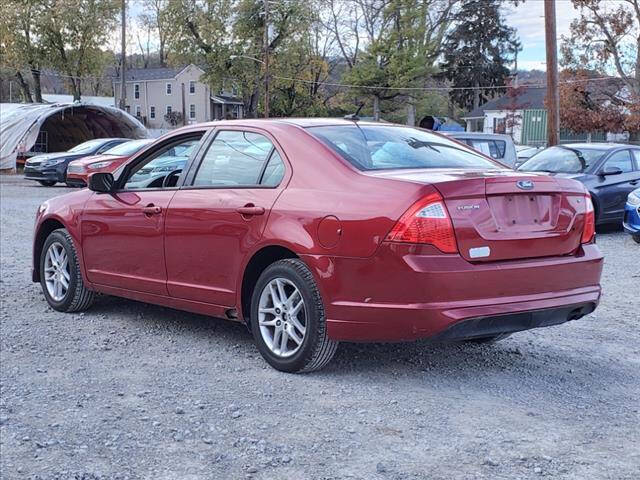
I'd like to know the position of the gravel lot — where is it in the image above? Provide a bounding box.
[1,175,639,480]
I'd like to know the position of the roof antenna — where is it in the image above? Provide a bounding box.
[344,103,365,121]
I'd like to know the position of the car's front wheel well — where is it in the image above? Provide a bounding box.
[241,246,298,323]
[33,219,66,282]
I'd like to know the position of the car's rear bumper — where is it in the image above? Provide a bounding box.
[304,242,603,342]
[622,203,640,235]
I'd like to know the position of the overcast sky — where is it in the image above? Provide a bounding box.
[504,0,583,71]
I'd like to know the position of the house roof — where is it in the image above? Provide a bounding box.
[112,65,204,82]
[212,94,244,105]
[463,86,547,119]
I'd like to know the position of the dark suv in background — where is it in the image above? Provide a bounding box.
[24,138,129,187]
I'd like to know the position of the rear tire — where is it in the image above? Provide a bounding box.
[250,259,338,373]
[40,229,95,312]
[633,235,640,244]
[38,180,56,187]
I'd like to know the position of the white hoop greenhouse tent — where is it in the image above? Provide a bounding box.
[0,102,147,171]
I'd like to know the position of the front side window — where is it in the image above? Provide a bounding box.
[519,146,607,173]
[632,149,640,165]
[193,130,276,187]
[308,125,499,171]
[123,135,202,190]
[604,150,633,173]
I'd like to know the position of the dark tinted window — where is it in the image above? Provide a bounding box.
[519,146,607,173]
[605,150,633,173]
[308,125,498,170]
[194,131,274,186]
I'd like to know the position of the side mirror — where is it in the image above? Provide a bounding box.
[600,166,623,176]
[88,172,115,193]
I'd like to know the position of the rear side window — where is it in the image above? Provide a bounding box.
[308,125,499,170]
[261,151,285,186]
[193,131,275,187]
[605,150,633,173]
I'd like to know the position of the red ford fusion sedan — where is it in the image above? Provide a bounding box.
[32,119,603,372]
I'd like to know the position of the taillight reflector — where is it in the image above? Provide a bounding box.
[386,192,458,253]
[581,194,595,244]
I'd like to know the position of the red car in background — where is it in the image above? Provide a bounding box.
[32,119,603,373]
[65,139,154,187]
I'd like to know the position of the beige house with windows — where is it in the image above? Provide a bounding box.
[113,64,244,129]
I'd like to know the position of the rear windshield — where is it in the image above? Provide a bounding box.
[308,125,500,171]
[518,146,607,173]
[105,139,152,156]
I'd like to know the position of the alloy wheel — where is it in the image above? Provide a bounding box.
[258,277,307,358]
[44,242,70,301]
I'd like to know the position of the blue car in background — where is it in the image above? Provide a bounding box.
[623,188,640,244]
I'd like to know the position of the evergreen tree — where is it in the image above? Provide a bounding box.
[439,0,519,112]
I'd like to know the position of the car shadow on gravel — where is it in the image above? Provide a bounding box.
[85,295,628,404]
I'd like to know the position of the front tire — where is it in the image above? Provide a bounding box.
[40,229,95,312]
[38,180,56,187]
[250,259,338,373]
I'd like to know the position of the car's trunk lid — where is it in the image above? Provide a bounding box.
[367,169,588,262]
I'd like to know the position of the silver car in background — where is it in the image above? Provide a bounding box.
[443,132,518,168]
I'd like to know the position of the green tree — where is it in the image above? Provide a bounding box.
[439,0,519,112]
[0,0,47,102]
[165,0,317,118]
[337,0,457,122]
[39,0,120,101]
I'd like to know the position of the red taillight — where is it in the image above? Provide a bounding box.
[386,192,458,253]
[581,194,595,244]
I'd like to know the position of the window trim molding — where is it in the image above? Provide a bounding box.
[134,83,140,99]
[166,82,172,95]
[149,106,156,119]
[189,80,196,95]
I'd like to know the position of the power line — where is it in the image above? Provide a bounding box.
[20,66,625,93]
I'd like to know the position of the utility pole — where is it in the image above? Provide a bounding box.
[544,0,559,146]
[119,0,127,110]
[263,0,270,118]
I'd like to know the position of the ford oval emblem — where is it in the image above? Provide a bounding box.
[516,180,534,190]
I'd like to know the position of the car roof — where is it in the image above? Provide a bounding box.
[556,143,630,150]
[192,118,412,129]
[442,132,514,141]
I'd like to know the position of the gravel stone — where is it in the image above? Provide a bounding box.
[1,176,638,479]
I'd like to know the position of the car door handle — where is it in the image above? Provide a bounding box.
[142,205,162,216]
[236,205,265,216]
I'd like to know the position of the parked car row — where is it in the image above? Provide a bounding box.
[24,138,151,187]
